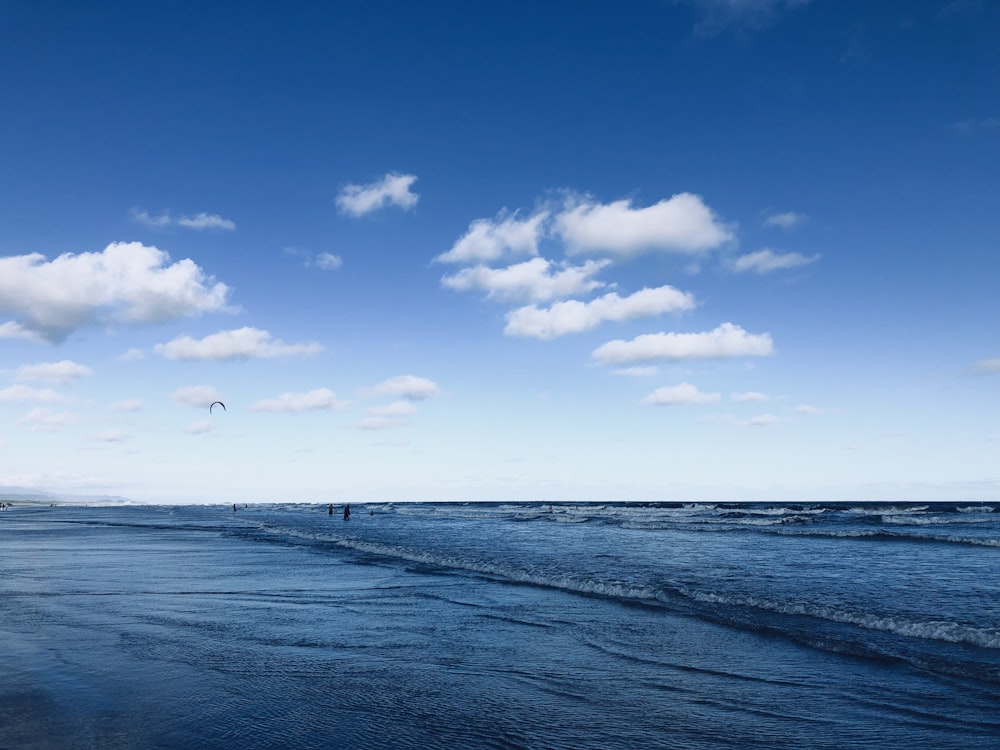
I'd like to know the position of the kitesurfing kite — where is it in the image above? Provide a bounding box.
[209,401,226,414]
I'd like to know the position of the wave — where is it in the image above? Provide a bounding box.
[764,528,1000,547]
[244,518,1000,652]
[675,587,1000,650]
[609,517,1000,548]
[882,513,995,526]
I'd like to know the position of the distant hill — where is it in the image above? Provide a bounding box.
[0,487,134,505]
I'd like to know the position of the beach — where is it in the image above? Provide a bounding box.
[2,502,999,749]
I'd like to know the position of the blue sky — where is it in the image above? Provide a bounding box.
[1,0,998,503]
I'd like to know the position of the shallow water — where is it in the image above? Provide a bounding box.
[2,502,999,748]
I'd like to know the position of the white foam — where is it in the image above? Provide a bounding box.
[678,588,1000,650]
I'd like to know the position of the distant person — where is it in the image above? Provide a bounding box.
[343,504,351,521]
[328,503,333,516]
[233,503,237,513]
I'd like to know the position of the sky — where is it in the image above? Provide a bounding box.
[1,0,998,503]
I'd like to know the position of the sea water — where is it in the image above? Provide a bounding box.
[1,502,998,749]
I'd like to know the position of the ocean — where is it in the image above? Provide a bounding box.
[1,501,998,749]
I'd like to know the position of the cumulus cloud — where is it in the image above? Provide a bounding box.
[336,172,419,217]
[763,211,807,229]
[155,327,323,361]
[436,211,549,264]
[130,208,172,227]
[17,360,93,384]
[286,247,343,271]
[176,213,236,230]
[556,193,733,256]
[0,384,64,403]
[112,399,143,412]
[732,249,819,273]
[172,385,226,409]
[442,258,609,304]
[504,285,696,340]
[118,348,145,361]
[0,242,231,343]
[249,388,349,413]
[643,383,721,405]
[0,321,41,341]
[364,375,439,400]
[131,208,236,231]
[592,322,773,365]
[17,408,74,431]
[315,252,343,271]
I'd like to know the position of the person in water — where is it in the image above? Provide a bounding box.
[343,504,351,521]
[328,503,333,516]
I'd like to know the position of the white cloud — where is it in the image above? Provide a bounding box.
[643,382,721,405]
[435,210,549,264]
[17,360,93,385]
[442,258,610,304]
[287,247,343,271]
[175,213,236,230]
[504,285,696,340]
[556,193,733,256]
[0,384,64,403]
[336,172,419,217]
[676,0,812,36]
[593,322,774,365]
[130,208,172,227]
[970,358,1000,374]
[364,375,439,401]
[763,211,807,229]
[0,242,231,343]
[0,321,43,342]
[17,408,74,431]
[172,386,226,409]
[613,366,659,377]
[249,388,349,413]
[732,249,820,273]
[316,252,343,271]
[112,399,143,412]
[155,327,323,361]
[731,391,768,402]
[131,208,236,231]
[118,348,145,361]
[368,400,418,418]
